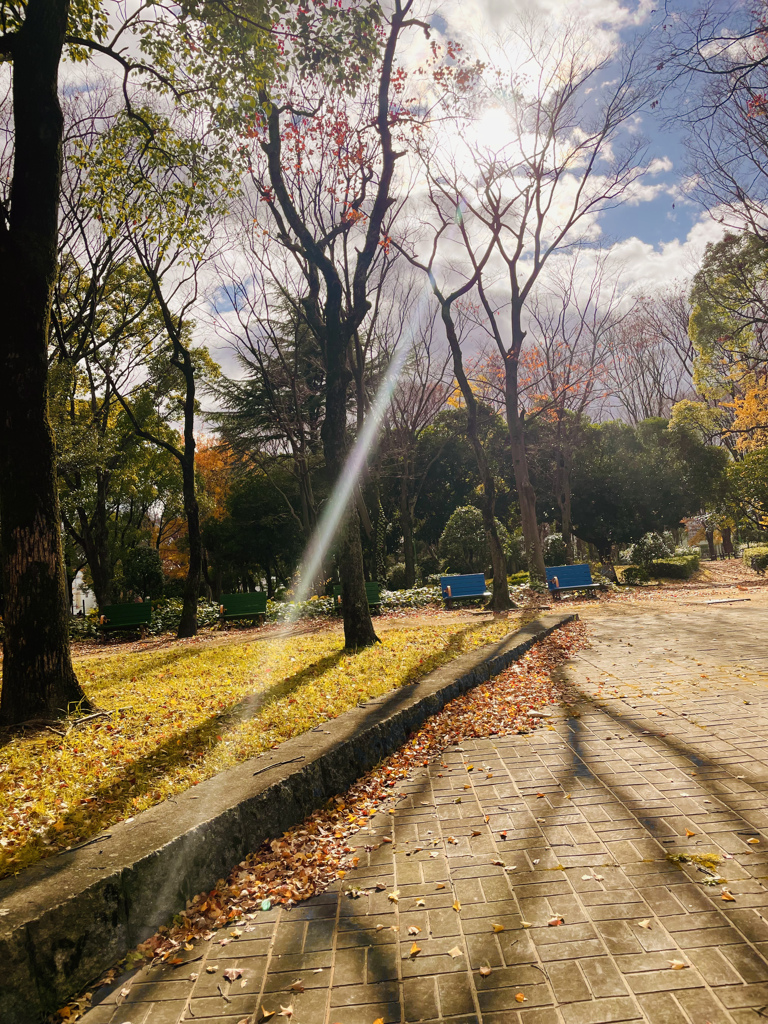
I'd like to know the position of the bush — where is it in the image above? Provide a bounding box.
[508,571,530,587]
[629,532,673,568]
[439,506,509,575]
[744,545,768,575]
[646,552,700,579]
[386,563,409,590]
[622,565,650,585]
[147,598,220,634]
[543,533,568,566]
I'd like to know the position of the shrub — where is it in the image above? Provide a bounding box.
[622,565,650,585]
[543,533,568,566]
[508,571,530,587]
[629,532,673,568]
[439,506,509,575]
[646,552,700,580]
[147,598,220,634]
[386,562,409,590]
[743,545,768,575]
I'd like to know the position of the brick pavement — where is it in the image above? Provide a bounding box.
[83,606,768,1024]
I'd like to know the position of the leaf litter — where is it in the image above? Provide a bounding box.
[55,623,587,1019]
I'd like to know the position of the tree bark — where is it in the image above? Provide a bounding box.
[0,0,92,726]
[438,305,512,612]
[554,447,574,564]
[177,439,201,638]
[705,529,716,560]
[400,466,416,588]
[321,282,379,647]
[505,389,546,581]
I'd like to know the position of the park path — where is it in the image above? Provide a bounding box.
[83,605,768,1024]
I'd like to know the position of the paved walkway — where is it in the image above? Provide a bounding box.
[84,606,768,1024]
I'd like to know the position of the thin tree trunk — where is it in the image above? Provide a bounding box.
[705,529,716,560]
[506,407,545,582]
[439,304,512,612]
[555,450,574,564]
[400,469,416,588]
[177,451,201,638]
[0,0,91,726]
[321,281,379,648]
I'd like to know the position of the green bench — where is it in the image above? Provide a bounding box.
[332,581,382,613]
[98,603,152,637]
[219,592,267,624]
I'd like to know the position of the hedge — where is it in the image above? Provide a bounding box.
[646,552,700,580]
[743,545,768,575]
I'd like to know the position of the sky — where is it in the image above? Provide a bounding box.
[49,0,732,386]
[427,0,726,295]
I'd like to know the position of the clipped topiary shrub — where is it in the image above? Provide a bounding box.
[646,552,700,579]
[744,545,768,575]
[439,506,509,575]
[622,565,650,585]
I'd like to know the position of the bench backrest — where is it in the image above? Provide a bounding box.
[545,563,593,590]
[440,573,488,598]
[332,581,382,606]
[100,603,152,626]
[220,592,267,615]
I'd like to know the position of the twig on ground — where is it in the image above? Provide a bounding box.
[253,756,305,777]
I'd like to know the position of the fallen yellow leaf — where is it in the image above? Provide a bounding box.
[492,923,504,933]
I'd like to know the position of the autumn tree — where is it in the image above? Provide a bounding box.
[405,16,650,581]
[523,254,626,558]
[0,0,382,722]
[238,0,426,647]
[379,300,452,587]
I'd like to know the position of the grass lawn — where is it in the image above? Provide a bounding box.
[0,617,516,879]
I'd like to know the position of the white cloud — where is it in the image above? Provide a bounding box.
[605,213,727,293]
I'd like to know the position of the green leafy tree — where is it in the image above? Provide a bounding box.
[0,0,382,725]
[570,419,728,559]
[439,506,510,576]
[122,547,165,600]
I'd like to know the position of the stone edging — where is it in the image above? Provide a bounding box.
[0,612,576,1023]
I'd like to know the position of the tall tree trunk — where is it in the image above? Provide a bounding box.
[439,304,512,612]
[554,450,574,564]
[505,384,545,581]
[400,468,416,588]
[177,450,201,638]
[705,529,716,561]
[0,0,91,726]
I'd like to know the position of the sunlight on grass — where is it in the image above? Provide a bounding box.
[0,618,515,878]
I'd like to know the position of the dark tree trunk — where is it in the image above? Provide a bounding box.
[705,529,716,560]
[400,469,416,589]
[722,525,734,558]
[505,383,545,582]
[0,0,92,726]
[177,446,201,639]
[321,284,378,648]
[554,446,574,564]
[72,472,113,609]
[438,304,512,612]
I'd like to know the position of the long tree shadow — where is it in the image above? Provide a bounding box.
[552,666,768,868]
[3,622,510,881]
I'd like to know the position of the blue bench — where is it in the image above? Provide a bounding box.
[440,573,490,607]
[545,563,601,599]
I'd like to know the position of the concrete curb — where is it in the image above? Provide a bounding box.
[0,613,576,1022]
